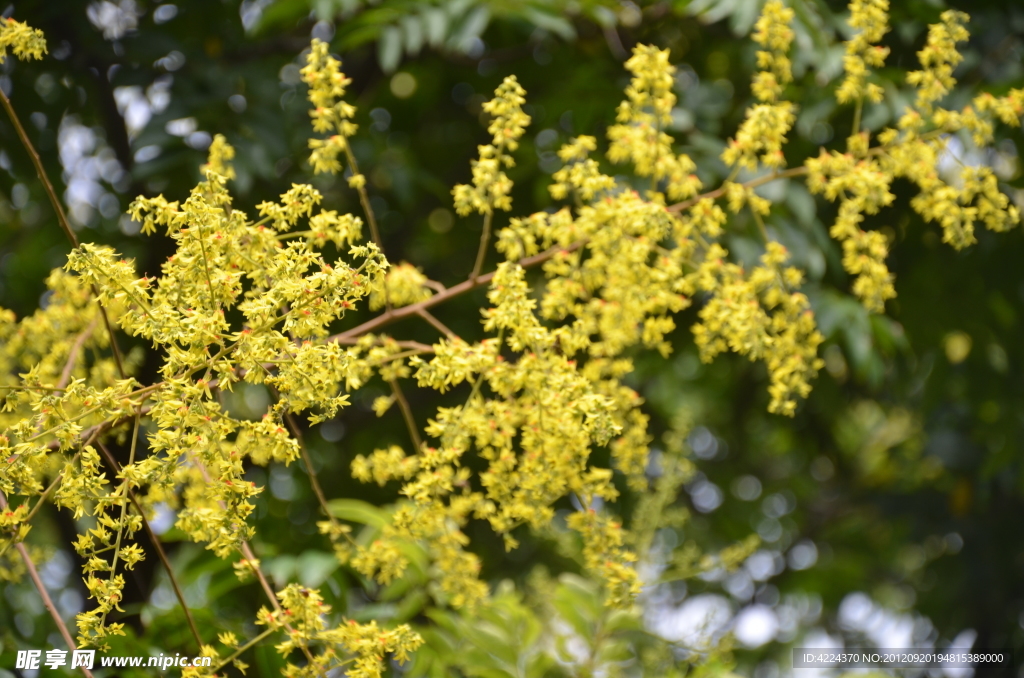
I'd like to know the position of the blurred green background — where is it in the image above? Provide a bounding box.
[1,0,1024,676]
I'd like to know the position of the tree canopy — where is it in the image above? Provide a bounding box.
[1,0,1024,676]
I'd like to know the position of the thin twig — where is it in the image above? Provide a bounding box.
[415,308,459,341]
[750,206,771,242]
[470,211,494,282]
[331,336,434,353]
[282,410,338,527]
[603,25,628,61]
[0,450,77,562]
[210,627,275,674]
[342,147,383,253]
[98,303,127,378]
[666,166,810,214]
[330,241,586,343]
[19,461,72,527]
[43,404,154,452]
[388,379,422,451]
[190,461,323,675]
[0,88,126,377]
[22,422,96,527]
[97,413,141,631]
[58,321,97,389]
[240,539,324,677]
[342,145,390,313]
[422,278,447,294]
[0,90,78,247]
[0,492,96,678]
[95,442,203,650]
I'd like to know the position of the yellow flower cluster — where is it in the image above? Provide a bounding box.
[806,149,896,311]
[722,0,795,171]
[973,89,1024,136]
[549,135,616,202]
[240,583,422,678]
[751,0,795,103]
[0,503,31,572]
[0,270,134,437]
[607,45,702,200]
[0,134,386,644]
[905,11,970,115]
[352,444,420,485]
[908,163,1020,249]
[836,0,890,105]
[4,3,1024,672]
[55,424,148,652]
[567,510,641,608]
[452,76,531,216]
[691,242,825,415]
[863,10,1021,252]
[369,262,433,310]
[202,133,236,180]
[0,17,46,63]
[303,39,358,175]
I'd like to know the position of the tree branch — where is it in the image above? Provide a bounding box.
[666,166,810,214]
[95,442,203,650]
[281,409,339,529]
[0,492,96,678]
[416,308,459,341]
[388,379,422,451]
[330,241,585,343]
[0,87,126,377]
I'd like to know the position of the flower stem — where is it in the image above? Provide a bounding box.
[471,211,494,282]
[211,627,276,673]
[0,87,126,377]
[0,491,96,678]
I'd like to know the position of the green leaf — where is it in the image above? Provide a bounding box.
[379,25,404,73]
[423,8,450,46]
[402,15,426,54]
[327,498,389,528]
[522,8,576,40]
[296,550,340,587]
[449,5,491,52]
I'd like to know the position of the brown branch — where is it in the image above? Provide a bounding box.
[0,450,77,563]
[342,146,383,254]
[422,278,447,294]
[0,87,126,377]
[96,304,127,378]
[57,321,97,389]
[331,336,434,353]
[15,422,105,541]
[666,166,810,214]
[190,461,323,674]
[95,443,203,650]
[603,25,628,61]
[330,241,585,343]
[416,308,459,341]
[0,89,78,246]
[0,492,96,678]
[341,145,391,313]
[470,211,494,282]
[281,410,338,528]
[44,404,154,452]
[388,379,422,451]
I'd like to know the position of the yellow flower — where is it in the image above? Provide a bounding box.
[0,18,46,63]
[453,76,531,216]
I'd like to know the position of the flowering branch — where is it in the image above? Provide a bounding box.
[95,442,203,650]
[0,491,96,678]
